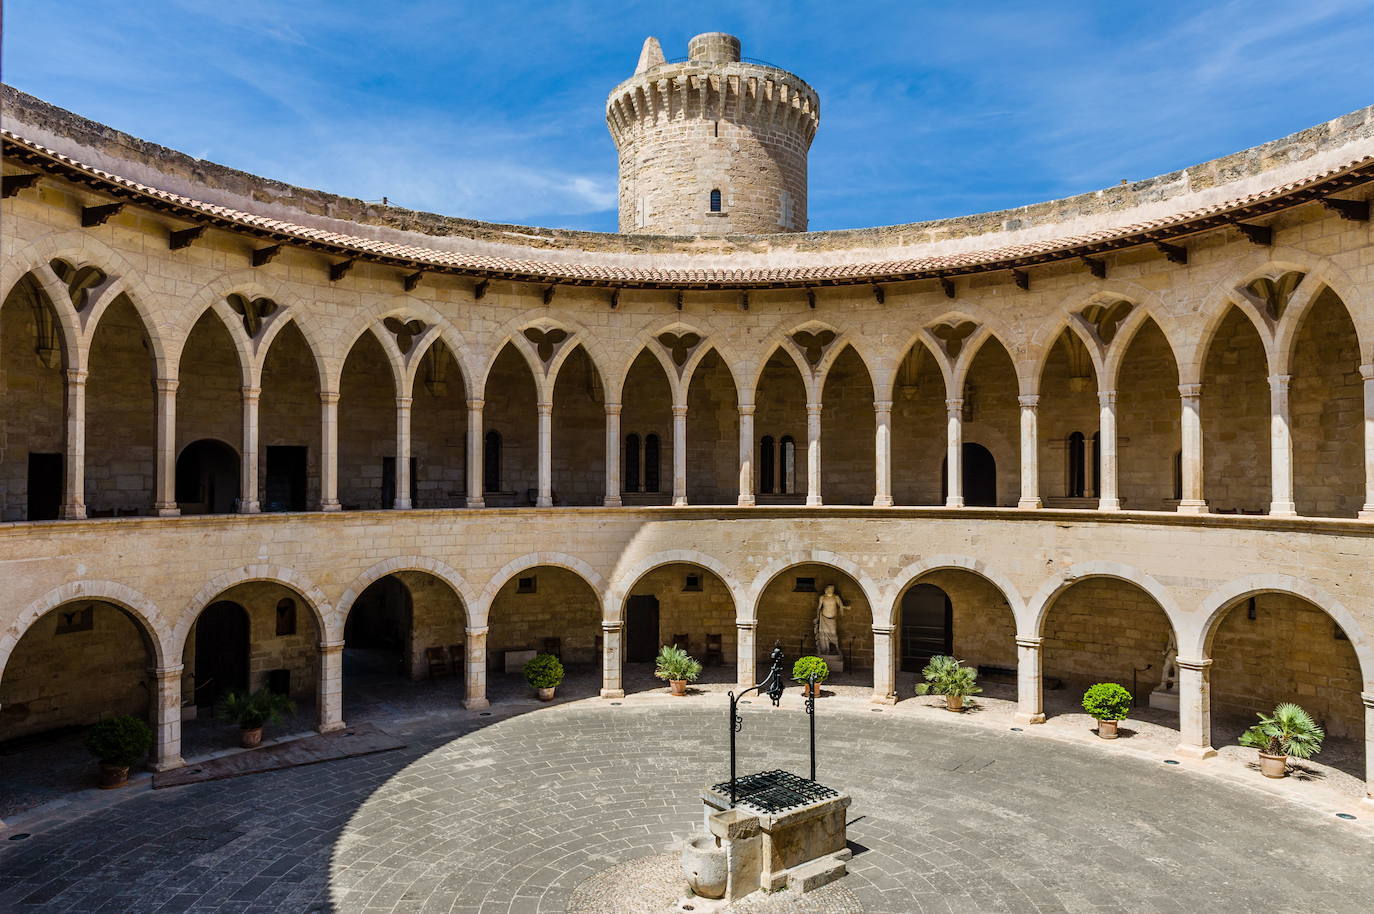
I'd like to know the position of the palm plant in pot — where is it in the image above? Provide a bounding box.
[1081,683,1133,739]
[218,688,295,748]
[655,644,702,696]
[916,654,981,711]
[1239,702,1324,778]
[793,656,829,697]
[524,652,565,700]
[83,715,153,789]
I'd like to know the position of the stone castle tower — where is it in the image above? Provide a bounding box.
[606,32,820,235]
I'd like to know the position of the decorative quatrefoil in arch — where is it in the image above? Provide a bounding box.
[929,321,978,358]
[523,326,569,363]
[383,317,427,354]
[227,293,279,338]
[657,332,701,367]
[1246,271,1305,321]
[791,329,836,366]
[49,259,107,312]
[1078,299,1133,345]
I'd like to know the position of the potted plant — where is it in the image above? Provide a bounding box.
[1081,683,1133,738]
[1239,702,1324,778]
[524,652,565,700]
[793,656,830,697]
[655,644,703,696]
[915,654,982,711]
[218,688,295,748]
[83,715,153,789]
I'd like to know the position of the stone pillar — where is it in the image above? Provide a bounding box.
[870,625,897,704]
[61,368,87,519]
[1177,383,1207,513]
[1018,394,1042,509]
[466,397,485,508]
[1268,374,1297,516]
[805,402,822,506]
[737,404,756,506]
[317,641,345,732]
[464,626,490,709]
[602,402,622,507]
[672,404,689,506]
[1175,657,1217,759]
[1015,637,1045,723]
[736,620,757,687]
[1363,692,1374,804]
[393,395,413,509]
[601,621,625,698]
[1097,390,1121,511]
[319,390,341,511]
[1360,366,1374,519]
[945,398,964,507]
[536,400,553,507]
[153,377,180,516]
[873,400,893,506]
[238,385,261,514]
[149,664,185,771]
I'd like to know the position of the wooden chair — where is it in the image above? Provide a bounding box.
[448,644,464,673]
[541,636,562,659]
[425,646,450,678]
[704,633,724,666]
[672,633,690,652]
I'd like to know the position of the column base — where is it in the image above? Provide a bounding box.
[238,501,261,514]
[673,497,688,507]
[945,497,964,508]
[1017,497,1043,509]
[151,755,186,772]
[1097,499,1121,511]
[393,499,412,510]
[1173,743,1218,760]
[1014,712,1046,724]
[872,496,894,507]
[320,500,342,512]
[1176,500,1209,515]
[155,504,181,517]
[1268,502,1297,516]
[466,497,485,509]
[317,720,347,734]
[737,496,756,507]
[603,496,622,508]
[869,693,897,706]
[463,697,490,710]
[806,495,823,506]
[60,503,86,520]
[600,689,626,699]
[1360,507,1374,520]
[536,496,553,508]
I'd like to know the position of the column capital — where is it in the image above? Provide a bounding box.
[672,404,689,418]
[1097,390,1117,407]
[319,640,346,654]
[870,625,895,636]
[154,377,180,394]
[805,402,822,417]
[148,664,186,678]
[1176,656,1212,671]
[395,395,414,409]
[1015,637,1042,650]
[601,620,625,633]
[465,626,490,638]
[1361,691,1374,709]
[1268,373,1293,390]
[1018,394,1040,409]
[1177,383,1202,399]
[873,399,893,413]
[466,397,486,410]
[64,368,89,385]
[945,397,964,413]
[537,401,554,415]
[604,401,622,416]
[737,404,756,417]
[735,620,757,631]
[319,389,340,405]
[1359,363,1374,381]
[240,385,262,400]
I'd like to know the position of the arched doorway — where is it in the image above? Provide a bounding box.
[192,601,249,712]
[942,443,997,506]
[892,570,1017,702]
[755,564,873,690]
[619,563,737,694]
[753,349,808,504]
[345,577,412,681]
[176,310,244,514]
[899,584,951,672]
[487,566,601,701]
[175,439,240,514]
[1,273,67,520]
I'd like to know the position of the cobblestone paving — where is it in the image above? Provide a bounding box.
[2,700,1372,913]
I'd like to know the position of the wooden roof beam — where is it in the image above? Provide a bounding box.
[1154,241,1188,265]
[81,202,124,227]
[169,226,206,250]
[1321,197,1370,221]
[2,173,40,198]
[251,244,282,267]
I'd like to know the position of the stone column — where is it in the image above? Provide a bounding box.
[536,400,553,507]
[238,385,261,514]
[805,402,823,506]
[736,620,757,687]
[1018,394,1042,509]
[1268,374,1297,516]
[1360,366,1374,519]
[319,390,341,511]
[1362,692,1374,804]
[672,404,689,506]
[393,395,413,509]
[317,641,346,732]
[464,626,490,710]
[466,397,485,508]
[602,402,622,507]
[873,399,893,506]
[1015,637,1045,723]
[945,398,964,507]
[153,377,180,516]
[737,403,756,506]
[871,625,897,704]
[1097,390,1121,511]
[1175,657,1217,759]
[149,664,185,771]
[61,368,87,519]
[601,621,625,698]
[1177,383,1207,513]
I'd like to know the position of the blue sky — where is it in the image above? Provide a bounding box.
[5,1,1374,233]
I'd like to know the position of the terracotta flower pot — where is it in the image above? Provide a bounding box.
[1097,719,1119,739]
[97,763,130,789]
[670,679,688,696]
[240,727,264,749]
[804,681,823,698]
[945,694,963,712]
[1259,751,1288,778]
[538,686,556,701]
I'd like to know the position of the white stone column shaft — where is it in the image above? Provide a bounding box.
[601,621,625,698]
[1359,366,1374,519]
[945,398,964,507]
[737,404,756,506]
[319,390,341,511]
[1268,374,1297,516]
[150,664,185,771]
[154,377,180,516]
[873,400,893,506]
[466,398,485,508]
[1178,383,1207,513]
[1018,394,1042,509]
[465,626,490,709]
[736,621,757,687]
[805,402,822,506]
[1097,390,1121,510]
[1016,637,1045,723]
[1175,656,1217,758]
[672,404,689,506]
[317,641,345,732]
[61,368,87,519]
[1363,692,1374,803]
[394,395,413,509]
[537,401,553,507]
[871,625,897,704]
[603,402,622,507]
[239,385,261,514]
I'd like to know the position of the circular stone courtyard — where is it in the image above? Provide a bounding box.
[2,698,1372,913]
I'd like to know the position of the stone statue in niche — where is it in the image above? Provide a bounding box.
[1149,632,1180,712]
[814,584,847,657]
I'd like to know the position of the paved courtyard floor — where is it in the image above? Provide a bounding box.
[2,688,1372,913]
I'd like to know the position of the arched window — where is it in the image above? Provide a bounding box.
[1091,432,1101,497]
[1067,432,1086,498]
[483,430,502,493]
[781,436,796,494]
[709,188,722,212]
[275,598,297,637]
[644,434,661,493]
[624,434,641,492]
[760,436,776,494]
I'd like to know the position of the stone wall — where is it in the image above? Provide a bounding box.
[1037,330,1100,506]
[1292,290,1364,518]
[625,564,737,663]
[176,311,243,509]
[488,566,601,668]
[1042,579,1173,699]
[1117,321,1182,511]
[410,343,468,509]
[551,347,606,506]
[0,279,64,520]
[394,571,466,680]
[685,350,739,504]
[820,346,875,505]
[483,345,538,506]
[1202,308,1269,513]
[259,321,321,510]
[338,332,397,510]
[85,295,155,515]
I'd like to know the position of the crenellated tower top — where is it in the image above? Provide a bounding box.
[606,32,820,236]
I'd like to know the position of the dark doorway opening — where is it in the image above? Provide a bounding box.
[264,445,308,512]
[942,442,998,507]
[176,439,239,514]
[345,576,412,679]
[381,456,418,508]
[899,583,953,672]
[26,452,62,520]
[194,600,250,710]
[626,594,661,663]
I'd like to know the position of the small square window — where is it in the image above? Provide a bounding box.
[683,574,702,593]
[793,577,816,593]
[54,605,94,635]
[517,576,537,594]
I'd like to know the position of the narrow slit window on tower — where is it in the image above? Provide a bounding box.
[709,188,722,212]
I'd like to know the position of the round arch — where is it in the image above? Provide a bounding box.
[743,551,881,623]
[1026,561,1185,640]
[475,552,606,627]
[179,564,334,648]
[883,555,1027,630]
[338,557,479,630]
[1,580,171,675]
[604,549,745,623]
